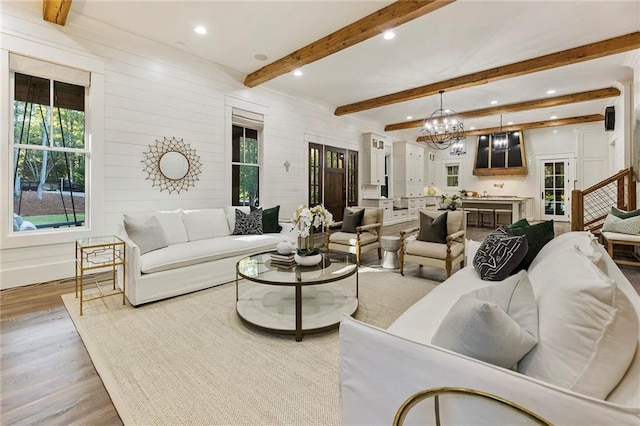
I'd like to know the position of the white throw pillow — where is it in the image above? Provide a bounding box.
[431,270,538,369]
[602,213,640,235]
[182,209,230,241]
[155,210,188,245]
[123,215,168,255]
[520,247,639,399]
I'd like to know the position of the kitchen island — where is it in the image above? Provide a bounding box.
[460,196,531,222]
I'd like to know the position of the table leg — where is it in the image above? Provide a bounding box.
[295,284,302,342]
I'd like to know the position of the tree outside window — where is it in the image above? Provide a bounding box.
[231,125,259,206]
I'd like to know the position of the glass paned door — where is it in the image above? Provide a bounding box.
[541,160,570,221]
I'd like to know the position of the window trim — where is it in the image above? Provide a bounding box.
[230,123,261,207]
[444,162,460,190]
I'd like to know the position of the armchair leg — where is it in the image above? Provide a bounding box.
[399,251,404,276]
[446,261,452,278]
[377,247,382,259]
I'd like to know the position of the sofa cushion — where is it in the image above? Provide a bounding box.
[602,213,640,235]
[233,209,263,235]
[432,270,538,369]
[140,234,293,274]
[251,205,282,233]
[155,210,189,245]
[418,211,447,243]
[224,206,251,234]
[183,209,230,241]
[528,231,600,271]
[124,214,168,255]
[520,247,639,399]
[508,220,554,271]
[611,206,640,219]
[473,227,528,281]
[342,208,364,233]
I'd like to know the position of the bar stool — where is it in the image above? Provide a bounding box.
[464,207,479,227]
[494,209,513,226]
[478,208,495,228]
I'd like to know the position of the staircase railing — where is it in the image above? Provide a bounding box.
[571,167,636,232]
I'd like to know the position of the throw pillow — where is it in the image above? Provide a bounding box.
[250,205,283,233]
[528,231,600,271]
[602,213,640,235]
[123,215,169,255]
[432,270,538,369]
[509,218,530,229]
[341,208,365,233]
[417,211,448,243]
[233,209,263,235]
[473,226,528,281]
[611,206,640,219]
[509,220,554,271]
[521,247,639,399]
[183,209,231,241]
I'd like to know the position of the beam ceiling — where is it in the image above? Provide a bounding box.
[336,32,640,116]
[416,114,604,142]
[385,87,620,131]
[243,0,454,88]
[42,0,72,26]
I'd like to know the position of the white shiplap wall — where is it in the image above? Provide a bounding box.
[0,4,412,288]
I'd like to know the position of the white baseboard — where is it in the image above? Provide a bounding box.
[0,260,74,289]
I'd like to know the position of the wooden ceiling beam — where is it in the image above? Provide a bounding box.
[243,0,454,88]
[385,87,620,131]
[42,0,72,26]
[336,31,640,116]
[416,114,604,141]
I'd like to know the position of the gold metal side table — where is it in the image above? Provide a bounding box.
[75,236,126,315]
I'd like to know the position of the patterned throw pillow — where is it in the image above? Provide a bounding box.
[602,213,640,235]
[233,209,263,235]
[473,226,528,281]
[250,205,282,233]
[508,220,554,271]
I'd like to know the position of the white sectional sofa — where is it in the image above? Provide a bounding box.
[119,207,296,306]
[340,231,640,425]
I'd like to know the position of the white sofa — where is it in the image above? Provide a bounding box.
[119,207,296,306]
[340,231,640,425]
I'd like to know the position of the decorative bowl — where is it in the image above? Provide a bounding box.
[294,253,322,266]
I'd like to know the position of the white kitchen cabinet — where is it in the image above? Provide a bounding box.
[361,198,393,223]
[362,133,386,185]
[393,141,425,197]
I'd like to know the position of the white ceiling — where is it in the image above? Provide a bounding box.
[22,1,640,135]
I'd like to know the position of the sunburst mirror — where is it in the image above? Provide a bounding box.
[142,137,202,194]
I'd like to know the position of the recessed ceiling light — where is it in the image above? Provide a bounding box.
[507,121,513,125]
[293,69,303,77]
[547,89,556,95]
[406,116,412,120]
[469,126,476,130]
[490,100,498,105]
[550,115,558,119]
[194,26,207,35]
[383,31,395,40]
[553,130,558,133]
[254,53,268,61]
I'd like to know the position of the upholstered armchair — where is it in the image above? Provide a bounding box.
[399,209,466,278]
[325,207,384,265]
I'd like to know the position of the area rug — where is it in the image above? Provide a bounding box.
[62,267,438,425]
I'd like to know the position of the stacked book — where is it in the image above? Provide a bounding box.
[270,252,296,268]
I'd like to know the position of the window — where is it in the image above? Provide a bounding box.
[446,164,459,188]
[11,55,89,233]
[231,124,259,206]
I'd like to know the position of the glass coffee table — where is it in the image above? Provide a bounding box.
[236,251,358,341]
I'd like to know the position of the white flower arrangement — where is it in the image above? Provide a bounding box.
[291,204,333,238]
[440,194,462,210]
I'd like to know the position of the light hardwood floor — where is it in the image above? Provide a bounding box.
[1,222,638,425]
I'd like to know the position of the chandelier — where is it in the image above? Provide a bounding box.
[421,90,464,150]
[449,136,466,156]
[492,114,508,153]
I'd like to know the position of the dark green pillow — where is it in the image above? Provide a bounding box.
[611,206,640,219]
[509,218,530,229]
[509,220,554,271]
[251,205,282,233]
[418,211,448,243]
[341,208,365,233]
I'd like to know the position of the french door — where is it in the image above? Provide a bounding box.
[540,159,570,221]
